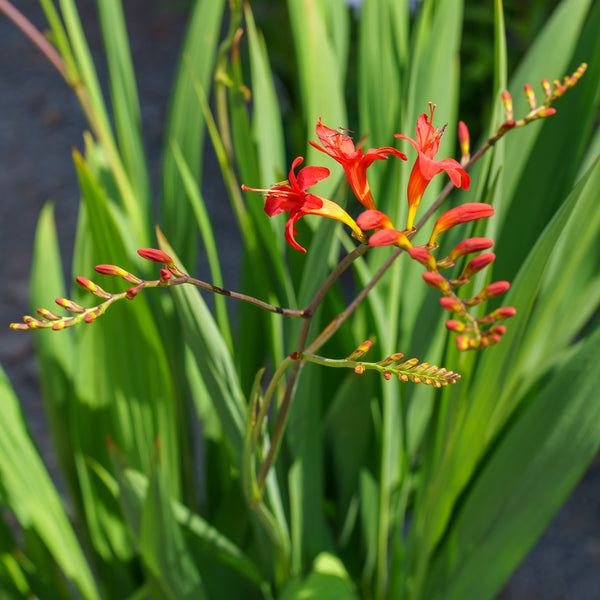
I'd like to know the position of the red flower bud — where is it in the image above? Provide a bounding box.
[446,319,467,333]
[489,306,517,321]
[422,272,450,292]
[137,248,174,266]
[368,229,412,249]
[461,252,496,280]
[159,268,172,281]
[95,264,142,284]
[356,209,394,231]
[476,280,510,301]
[76,276,112,299]
[524,83,536,109]
[126,287,139,300]
[458,120,470,164]
[428,203,494,246]
[408,246,437,270]
[501,90,513,120]
[446,238,494,263]
[439,297,462,313]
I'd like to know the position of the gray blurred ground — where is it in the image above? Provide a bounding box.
[0,2,599,598]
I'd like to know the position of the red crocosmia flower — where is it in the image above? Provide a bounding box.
[395,103,470,230]
[310,117,407,210]
[428,203,494,246]
[241,156,364,253]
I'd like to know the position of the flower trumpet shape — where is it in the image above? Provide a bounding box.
[395,103,470,229]
[310,117,407,209]
[428,203,495,246]
[242,157,364,253]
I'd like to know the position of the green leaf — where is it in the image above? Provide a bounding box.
[0,365,101,600]
[156,229,246,464]
[423,323,600,600]
[279,553,360,600]
[97,0,151,210]
[161,0,226,266]
[140,458,208,600]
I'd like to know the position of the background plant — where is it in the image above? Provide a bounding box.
[1,0,599,599]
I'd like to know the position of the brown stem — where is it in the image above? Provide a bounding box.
[0,0,67,80]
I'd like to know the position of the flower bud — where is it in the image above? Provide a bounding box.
[446,319,467,333]
[524,83,536,109]
[137,248,174,266]
[356,209,394,231]
[428,203,494,246]
[458,120,470,165]
[439,297,462,313]
[422,272,450,292]
[368,229,412,249]
[461,252,496,280]
[76,276,111,299]
[55,297,86,313]
[95,264,142,284]
[475,280,510,301]
[541,78,552,99]
[126,287,139,300]
[446,237,494,263]
[408,246,437,270]
[501,90,513,120]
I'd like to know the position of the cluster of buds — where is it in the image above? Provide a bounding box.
[494,63,587,137]
[294,340,461,387]
[10,249,184,331]
[415,235,516,351]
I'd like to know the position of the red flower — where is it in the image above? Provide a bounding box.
[242,157,364,253]
[395,103,470,229]
[310,117,407,210]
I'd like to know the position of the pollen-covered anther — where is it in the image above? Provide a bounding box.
[422,271,450,292]
[76,276,112,299]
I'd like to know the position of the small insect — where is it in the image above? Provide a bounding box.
[326,126,355,139]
